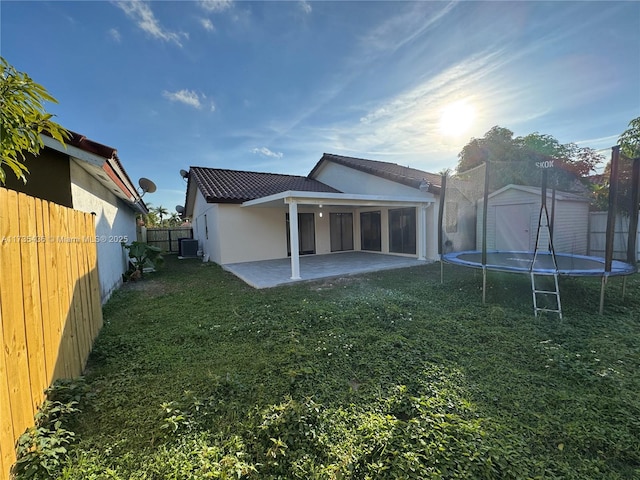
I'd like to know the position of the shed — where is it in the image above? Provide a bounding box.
[476,184,590,254]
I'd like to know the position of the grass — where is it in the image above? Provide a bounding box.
[19,255,640,479]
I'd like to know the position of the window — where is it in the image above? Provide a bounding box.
[388,207,416,254]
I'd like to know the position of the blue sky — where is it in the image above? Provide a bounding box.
[2,1,639,212]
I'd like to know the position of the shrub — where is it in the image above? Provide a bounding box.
[13,380,86,479]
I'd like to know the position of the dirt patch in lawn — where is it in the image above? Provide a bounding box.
[120,276,178,298]
[311,275,367,291]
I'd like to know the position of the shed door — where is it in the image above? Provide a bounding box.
[495,204,531,251]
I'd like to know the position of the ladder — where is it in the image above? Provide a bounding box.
[530,203,563,319]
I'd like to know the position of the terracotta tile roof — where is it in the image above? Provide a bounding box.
[65,131,118,160]
[310,153,442,192]
[190,167,341,203]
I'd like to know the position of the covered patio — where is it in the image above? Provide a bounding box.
[241,190,437,282]
[223,251,429,288]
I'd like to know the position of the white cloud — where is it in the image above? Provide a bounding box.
[286,48,520,167]
[358,2,456,56]
[199,0,233,12]
[115,1,185,47]
[163,89,203,109]
[251,147,284,159]
[108,27,121,42]
[200,18,215,31]
[299,1,312,15]
[162,90,216,111]
[358,48,509,127]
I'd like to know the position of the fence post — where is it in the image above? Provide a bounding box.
[627,158,639,264]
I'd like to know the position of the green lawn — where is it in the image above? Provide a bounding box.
[18,256,640,479]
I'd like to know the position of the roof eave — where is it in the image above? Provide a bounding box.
[41,134,146,213]
[242,190,436,208]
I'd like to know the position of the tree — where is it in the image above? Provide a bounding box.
[591,117,640,214]
[137,203,160,227]
[167,212,182,227]
[457,126,517,173]
[0,57,69,184]
[153,205,169,226]
[618,116,640,159]
[456,126,603,192]
[613,117,640,214]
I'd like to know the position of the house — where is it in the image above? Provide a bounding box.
[4,131,148,302]
[183,153,442,281]
[476,184,590,254]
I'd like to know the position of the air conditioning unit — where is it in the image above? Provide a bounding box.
[178,238,199,258]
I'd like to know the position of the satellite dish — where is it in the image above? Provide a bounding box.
[175,205,185,214]
[138,177,157,195]
[179,169,189,179]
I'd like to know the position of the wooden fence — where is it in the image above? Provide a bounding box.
[0,188,103,479]
[143,226,193,253]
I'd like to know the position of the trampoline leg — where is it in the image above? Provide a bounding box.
[482,267,487,305]
[440,259,444,285]
[599,275,607,315]
[622,276,627,299]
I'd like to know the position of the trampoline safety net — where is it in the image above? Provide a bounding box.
[440,146,639,276]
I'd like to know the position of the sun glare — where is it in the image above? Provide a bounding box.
[439,100,476,137]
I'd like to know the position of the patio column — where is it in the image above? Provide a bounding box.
[288,200,301,279]
[432,202,439,260]
[418,204,428,260]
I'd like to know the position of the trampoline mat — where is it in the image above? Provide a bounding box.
[443,251,636,276]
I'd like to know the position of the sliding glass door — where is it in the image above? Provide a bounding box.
[389,207,416,254]
[286,213,316,255]
[360,211,381,252]
[330,213,353,252]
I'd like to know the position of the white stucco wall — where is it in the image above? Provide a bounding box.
[69,160,138,303]
[193,196,439,264]
[217,205,288,264]
[313,162,423,196]
[191,190,220,263]
[425,202,439,260]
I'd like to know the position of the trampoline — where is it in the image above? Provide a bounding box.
[443,250,637,277]
[437,146,639,315]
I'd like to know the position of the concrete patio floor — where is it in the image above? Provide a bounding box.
[223,251,429,288]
